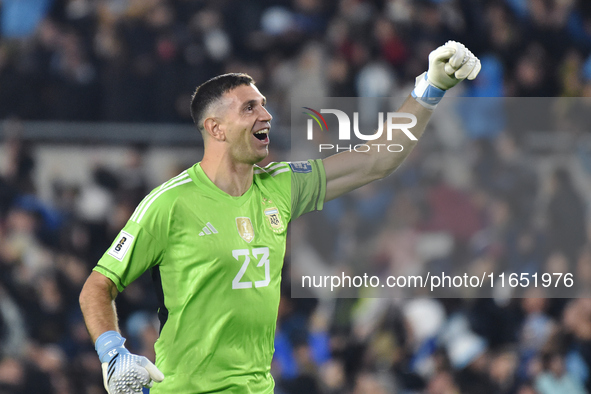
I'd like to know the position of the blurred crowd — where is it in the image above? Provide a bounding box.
[1,0,591,123]
[1,0,591,393]
[0,125,163,393]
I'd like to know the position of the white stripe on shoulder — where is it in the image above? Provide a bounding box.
[253,168,291,177]
[130,171,188,222]
[269,168,290,177]
[254,162,288,175]
[161,171,189,189]
[134,177,192,224]
[265,162,288,172]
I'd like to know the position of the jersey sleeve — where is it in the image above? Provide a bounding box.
[289,159,326,220]
[94,199,169,292]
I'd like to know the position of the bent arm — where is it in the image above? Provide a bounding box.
[79,271,120,343]
[323,95,432,201]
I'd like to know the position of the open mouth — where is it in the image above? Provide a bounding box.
[253,128,269,141]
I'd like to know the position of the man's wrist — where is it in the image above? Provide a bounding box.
[95,330,129,363]
[411,72,446,110]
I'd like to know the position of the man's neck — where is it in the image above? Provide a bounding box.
[200,154,254,197]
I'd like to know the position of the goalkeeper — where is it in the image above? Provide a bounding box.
[79,41,480,393]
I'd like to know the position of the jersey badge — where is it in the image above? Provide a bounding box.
[107,231,134,261]
[289,161,312,173]
[236,217,255,243]
[264,207,284,233]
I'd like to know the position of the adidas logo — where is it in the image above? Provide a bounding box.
[199,222,218,236]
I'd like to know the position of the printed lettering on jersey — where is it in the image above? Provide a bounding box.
[107,231,134,261]
[288,161,312,173]
[236,217,255,243]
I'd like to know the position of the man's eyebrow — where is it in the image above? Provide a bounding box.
[243,97,266,108]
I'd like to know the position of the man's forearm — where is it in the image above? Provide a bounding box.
[364,95,433,177]
[80,271,165,391]
[323,95,432,201]
[79,271,120,343]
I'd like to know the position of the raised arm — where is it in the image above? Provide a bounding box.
[323,96,431,201]
[323,41,481,202]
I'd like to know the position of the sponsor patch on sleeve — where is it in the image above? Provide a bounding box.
[289,161,312,173]
[107,231,134,261]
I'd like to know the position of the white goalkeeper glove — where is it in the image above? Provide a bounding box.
[412,40,481,109]
[95,331,164,394]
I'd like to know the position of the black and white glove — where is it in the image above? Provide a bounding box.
[95,331,164,393]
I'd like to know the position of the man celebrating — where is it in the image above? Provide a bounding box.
[79,41,480,393]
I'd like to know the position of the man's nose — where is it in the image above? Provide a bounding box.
[260,106,273,122]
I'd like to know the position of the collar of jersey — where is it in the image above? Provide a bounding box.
[188,163,255,206]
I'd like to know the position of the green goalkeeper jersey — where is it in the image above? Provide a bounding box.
[93,160,326,393]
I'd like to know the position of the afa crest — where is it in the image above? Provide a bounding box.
[264,207,284,233]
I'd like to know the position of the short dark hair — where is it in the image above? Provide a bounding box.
[190,73,254,132]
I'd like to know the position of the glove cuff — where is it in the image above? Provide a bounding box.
[95,330,129,363]
[411,72,446,110]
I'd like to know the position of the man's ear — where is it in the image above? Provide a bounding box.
[203,117,226,141]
